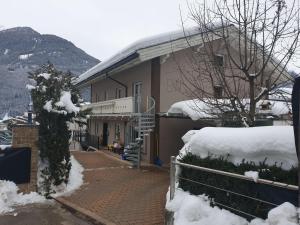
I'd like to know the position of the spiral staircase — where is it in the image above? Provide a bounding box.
[124,97,155,168]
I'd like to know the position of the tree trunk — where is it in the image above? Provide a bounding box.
[249,79,256,127]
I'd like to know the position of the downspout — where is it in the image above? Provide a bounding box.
[106,73,128,97]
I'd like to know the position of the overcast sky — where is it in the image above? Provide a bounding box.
[0,0,191,61]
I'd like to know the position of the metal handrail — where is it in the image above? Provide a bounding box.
[174,160,298,191]
[145,96,155,114]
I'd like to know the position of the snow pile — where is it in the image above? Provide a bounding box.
[244,171,259,182]
[166,188,298,225]
[55,91,80,114]
[52,156,84,197]
[38,156,84,197]
[268,101,291,116]
[180,126,297,170]
[0,180,46,214]
[182,130,198,144]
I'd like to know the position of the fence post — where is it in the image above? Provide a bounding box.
[170,156,176,201]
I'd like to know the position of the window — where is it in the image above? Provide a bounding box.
[214,85,223,99]
[214,54,224,67]
[115,123,121,140]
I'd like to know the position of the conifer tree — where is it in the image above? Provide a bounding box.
[28,63,82,196]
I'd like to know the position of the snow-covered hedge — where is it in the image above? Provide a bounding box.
[180,126,297,170]
[175,126,298,220]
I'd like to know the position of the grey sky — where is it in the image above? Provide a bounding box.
[0,0,190,61]
[1,0,299,72]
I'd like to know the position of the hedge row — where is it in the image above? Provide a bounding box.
[177,153,298,220]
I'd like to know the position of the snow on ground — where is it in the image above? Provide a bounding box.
[51,155,84,197]
[0,180,46,214]
[0,156,83,214]
[37,156,84,198]
[167,99,291,121]
[166,188,298,225]
[180,126,297,170]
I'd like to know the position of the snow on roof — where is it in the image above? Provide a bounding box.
[76,26,223,85]
[167,99,291,120]
[180,126,297,170]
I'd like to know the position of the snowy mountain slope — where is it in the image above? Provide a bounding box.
[0,27,100,117]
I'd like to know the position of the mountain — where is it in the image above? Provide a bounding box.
[0,27,99,118]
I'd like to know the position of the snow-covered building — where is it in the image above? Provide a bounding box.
[76,26,292,165]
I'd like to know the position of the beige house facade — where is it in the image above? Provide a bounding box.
[76,27,288,165]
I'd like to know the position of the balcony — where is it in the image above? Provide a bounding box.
[81,97,134,115]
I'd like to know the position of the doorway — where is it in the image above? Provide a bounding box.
[102,123,108,146]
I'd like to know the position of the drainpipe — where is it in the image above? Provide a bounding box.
[106,73,128,97]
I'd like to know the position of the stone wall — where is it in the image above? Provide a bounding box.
[12,124,39,193]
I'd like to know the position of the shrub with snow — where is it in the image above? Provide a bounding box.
[180,126,297,170]
[28,63,86,197]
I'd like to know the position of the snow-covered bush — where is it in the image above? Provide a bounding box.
[176,126,298,219]
[28,63,84,197]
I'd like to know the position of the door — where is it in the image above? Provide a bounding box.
[133,82,142,113]
[102,123,108,146]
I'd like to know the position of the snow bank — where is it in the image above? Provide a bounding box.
[0,180,46,214]
[166,189,298,225]
[182,130,198,144]
[180,126,297,170]
[38,156,84,197]
[52,156,84,197]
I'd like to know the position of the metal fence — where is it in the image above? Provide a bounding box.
[170,156,298,220]
[73,131,100,150]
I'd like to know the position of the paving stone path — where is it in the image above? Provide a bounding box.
[58,151,169,225]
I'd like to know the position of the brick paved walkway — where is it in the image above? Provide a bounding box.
[58,151,169,225]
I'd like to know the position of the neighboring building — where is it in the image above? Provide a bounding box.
[76,26,290,165]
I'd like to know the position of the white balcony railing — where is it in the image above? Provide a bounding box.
[81,97,134,115]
